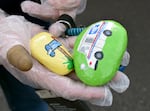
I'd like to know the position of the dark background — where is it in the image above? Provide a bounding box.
[76,0,150,111]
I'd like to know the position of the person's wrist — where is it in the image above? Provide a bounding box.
[57,14,76,29]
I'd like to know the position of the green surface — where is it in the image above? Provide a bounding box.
[73,20,127,86]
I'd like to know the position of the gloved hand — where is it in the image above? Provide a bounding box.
[0,9,130,106]
[21,0,87,20]
[21,0,87,37]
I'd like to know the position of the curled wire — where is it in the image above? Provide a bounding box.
[66,27,85,36]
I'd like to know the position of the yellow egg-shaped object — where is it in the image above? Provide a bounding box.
[30,32,73,75]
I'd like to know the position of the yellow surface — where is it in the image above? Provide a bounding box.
[30,32,73,75]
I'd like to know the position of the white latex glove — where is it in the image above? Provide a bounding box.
[21,0,87,20]
[21,0,87,37]
[0,10,130,106]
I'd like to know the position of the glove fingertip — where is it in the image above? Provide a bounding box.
[21,1,31,13]
[121,51,130,66]
[89,87,113,106]
[49,22,66,37]
[109,72,130,93]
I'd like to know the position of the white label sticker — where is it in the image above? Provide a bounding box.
[78,21,113,69]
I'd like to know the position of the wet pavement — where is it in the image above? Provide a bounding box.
[76,0,150,111]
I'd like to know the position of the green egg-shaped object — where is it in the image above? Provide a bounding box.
[73,20,128,86]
